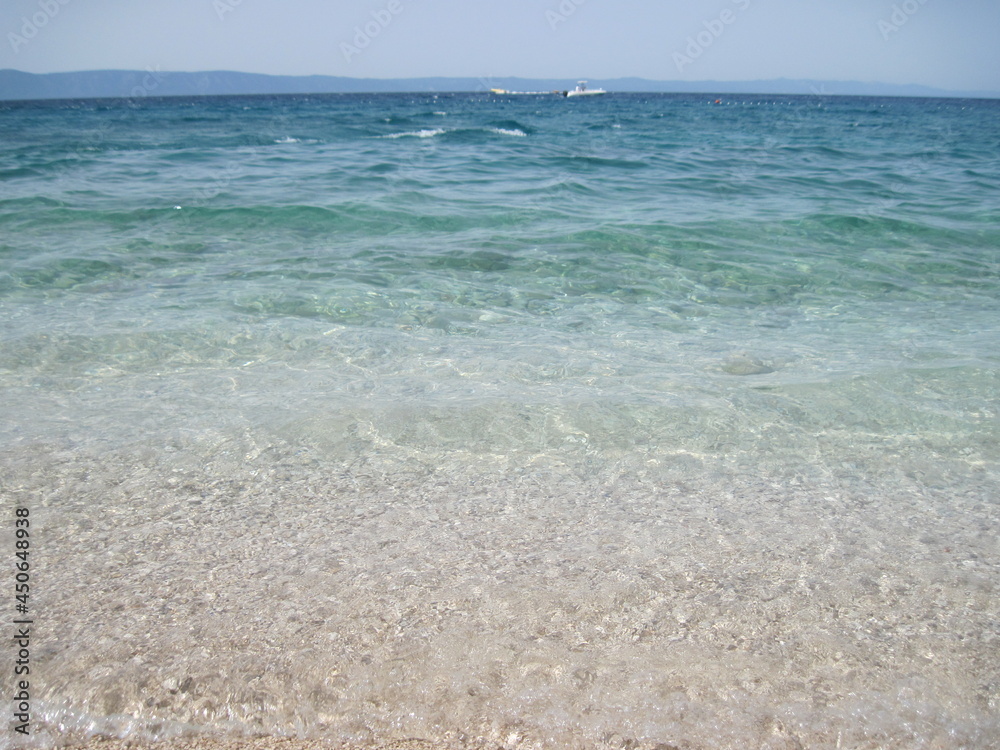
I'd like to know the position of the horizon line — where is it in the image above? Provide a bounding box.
[2,69,997,101]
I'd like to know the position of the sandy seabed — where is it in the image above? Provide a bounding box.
[4,427,999,750]
[63,741,444,750]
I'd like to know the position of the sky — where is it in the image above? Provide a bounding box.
[2,0,999,92]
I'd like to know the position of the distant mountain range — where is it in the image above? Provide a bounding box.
[1,69,996,101]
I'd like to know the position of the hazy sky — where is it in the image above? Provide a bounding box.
[3,0,999,91]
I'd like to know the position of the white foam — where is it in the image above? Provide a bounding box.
[380,128,447,139]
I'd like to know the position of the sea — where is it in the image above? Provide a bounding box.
[1,91,998,749]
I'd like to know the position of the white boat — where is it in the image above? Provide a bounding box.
[563,81,606,97]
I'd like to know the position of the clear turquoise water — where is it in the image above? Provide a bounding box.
[1,93,999,749]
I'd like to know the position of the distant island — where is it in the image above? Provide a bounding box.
[1,69,996,101]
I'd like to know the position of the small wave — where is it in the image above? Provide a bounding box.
[490,118,534,135]
[0,196,63,209]
[794,211,957,240]
[379,126,528,141]
[548,155,649,170]
[0,167,39,180]
[273,137,301,144]
[379,128,447,139]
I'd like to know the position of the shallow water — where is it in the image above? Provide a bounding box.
[1,92,998,749]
